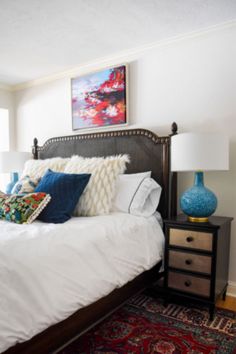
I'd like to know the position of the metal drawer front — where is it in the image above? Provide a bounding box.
[169,228,213,251]
[168,271,210,297]
[169,250,212,274]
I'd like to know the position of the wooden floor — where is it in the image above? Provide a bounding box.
[217,296,236,311]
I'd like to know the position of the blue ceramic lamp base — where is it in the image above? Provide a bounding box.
[6,172,19,194]
[180,171,217,223]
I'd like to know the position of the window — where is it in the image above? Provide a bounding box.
[0,108,10,191]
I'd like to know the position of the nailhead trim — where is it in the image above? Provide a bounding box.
[37,129,170,152]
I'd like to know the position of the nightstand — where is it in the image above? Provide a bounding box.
[164,215,233,320]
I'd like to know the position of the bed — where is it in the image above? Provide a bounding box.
[2,123,177,354]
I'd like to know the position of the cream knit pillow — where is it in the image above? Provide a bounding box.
[65,155,130,216]
[22,157,70,179]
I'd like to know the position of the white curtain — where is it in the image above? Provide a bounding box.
[0,108,10,192]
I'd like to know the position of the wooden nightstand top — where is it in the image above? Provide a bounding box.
[164,214,233,231]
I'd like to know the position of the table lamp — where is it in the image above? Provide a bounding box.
[171,133,229,222]
[0,151,31,193]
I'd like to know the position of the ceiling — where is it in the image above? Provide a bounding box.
[1,0,236,86]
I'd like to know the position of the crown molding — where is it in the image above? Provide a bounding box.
[0,83,12,92]
[10,19,236,92]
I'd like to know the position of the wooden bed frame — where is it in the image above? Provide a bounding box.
[4,123,178,354]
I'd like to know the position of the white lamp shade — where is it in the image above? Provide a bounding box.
[0,151,31,173]
[171,133,229,172]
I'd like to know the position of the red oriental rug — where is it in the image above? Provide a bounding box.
[58,294,236,353]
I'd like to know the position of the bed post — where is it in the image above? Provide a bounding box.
[169,122,178,217]
[32,138,39,160]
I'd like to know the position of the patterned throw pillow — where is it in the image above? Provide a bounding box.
[0,192,51,224]
[64,155,130,216]
[22,157,70,179]
[11,175,40,194]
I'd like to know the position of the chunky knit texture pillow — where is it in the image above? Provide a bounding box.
[22,157,70,179]
[64,155,130,216]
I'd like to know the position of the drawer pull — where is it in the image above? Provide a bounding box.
[185,259,192,265]
[184,280,192,287]
[186,236,194,243]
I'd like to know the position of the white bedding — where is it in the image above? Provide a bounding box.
[0,212,164,353]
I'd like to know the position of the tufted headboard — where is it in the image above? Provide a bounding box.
[32,123,178,219]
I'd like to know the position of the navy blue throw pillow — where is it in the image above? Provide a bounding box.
[34,169,91,223]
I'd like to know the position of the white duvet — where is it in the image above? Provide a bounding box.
[0,212,164,353]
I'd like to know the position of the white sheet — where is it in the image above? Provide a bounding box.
[0,212,164,353]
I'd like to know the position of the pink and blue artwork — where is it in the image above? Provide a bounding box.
[72,65,127,130]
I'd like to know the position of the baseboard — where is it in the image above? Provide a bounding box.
[227,281,236,297]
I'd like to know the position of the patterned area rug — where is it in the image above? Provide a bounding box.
[59,294,236,354]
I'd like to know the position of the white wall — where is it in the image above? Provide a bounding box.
[15,25,236,289]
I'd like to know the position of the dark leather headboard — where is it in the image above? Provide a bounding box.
[32,124,177,219]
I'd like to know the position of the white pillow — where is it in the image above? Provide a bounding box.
[64,155,130,216]
[22,157,70,179]
[130,177,162,217]
[112,172,162,217]
[112,172,151,213]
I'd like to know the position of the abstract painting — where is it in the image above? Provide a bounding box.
[72,65,127,130]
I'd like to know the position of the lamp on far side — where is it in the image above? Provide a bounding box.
[171,133,229,222]
[0,151,31,193]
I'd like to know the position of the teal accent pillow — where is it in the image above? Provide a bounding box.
[34,169,91,223]
[0,192,51,224]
